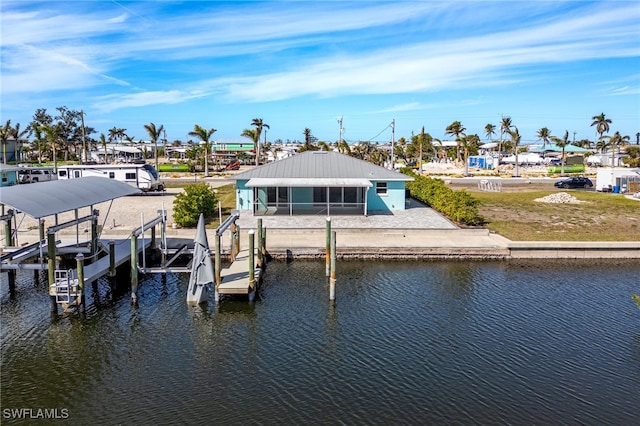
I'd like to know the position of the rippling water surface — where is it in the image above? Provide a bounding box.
[2,260,640,425]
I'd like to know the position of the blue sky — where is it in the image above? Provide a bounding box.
[1,1,639,145]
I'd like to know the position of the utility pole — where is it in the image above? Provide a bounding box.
[338,116,343,146]
[420,126,425,171]
[163,129,167,157]
[391,119,395,169]
[81,110,87,163]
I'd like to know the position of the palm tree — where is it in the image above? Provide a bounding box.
[144,122,165,170]
[444,121,466,163]
[10,122,31,163]
[40,124,61,172]
[251,118,269,166]
[499,116,512,157]
[507,127,521,177]
[188,124,216,176]
[603,131,630,167]
[99,133,108,164]
[300,128,318,152]
[0,120,11,164]
[484,123,496,142]
[551,130,570,176]
[590,113,612,146]
[536,127,552,150]
[240,128,259,162]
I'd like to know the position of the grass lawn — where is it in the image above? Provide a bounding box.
[168,180,639,241]
[463,185,640,241]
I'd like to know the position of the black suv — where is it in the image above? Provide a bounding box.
[554,177,593,189]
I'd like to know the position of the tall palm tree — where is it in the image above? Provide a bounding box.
[536,127,552,150]
[551,130,570,176]
[603,131,630,167]
[251,118,269,166]
[507,127,521,177]
[40,124,61,172]
[188,124,216,176]
[99,133,108,164]
[499,116,512,157]
[0,120,11,164]
[444,121,466,163]
[484,123,496,142]
[240,128,259,162]
[300,128,318,152]
[144,122,164,170]
[10,122,31,163]
[590,113,612,146]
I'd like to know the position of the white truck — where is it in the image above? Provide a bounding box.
[18,166,58,184]
[595,167,640,192]
[56,163,165,192]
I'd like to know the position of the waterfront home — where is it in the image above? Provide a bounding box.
[231,150,413,216]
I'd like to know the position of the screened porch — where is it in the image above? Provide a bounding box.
[246,178,372,216]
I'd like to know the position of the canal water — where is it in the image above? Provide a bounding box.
[1,260,639,425]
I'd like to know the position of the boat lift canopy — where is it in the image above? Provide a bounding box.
[0,177,139,219]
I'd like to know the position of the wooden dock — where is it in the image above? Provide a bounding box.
[218,249,262,295]
[82,238,151,283]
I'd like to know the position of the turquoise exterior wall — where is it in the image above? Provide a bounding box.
[235,179,407,212]
[236,180,253,211]
[0,171,18,187]
[366,180,406,211]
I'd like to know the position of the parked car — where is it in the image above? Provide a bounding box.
[554,177,593,189]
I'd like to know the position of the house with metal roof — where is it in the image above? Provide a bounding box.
[231,151,413,216]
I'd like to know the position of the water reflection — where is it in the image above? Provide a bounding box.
[1,260,639,425]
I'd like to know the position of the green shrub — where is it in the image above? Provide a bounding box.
[402,169,483,226]
[172,183,217,227]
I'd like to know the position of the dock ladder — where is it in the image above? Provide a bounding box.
[51,269,80,305]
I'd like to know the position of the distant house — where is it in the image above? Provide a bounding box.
[0,164,20,187]
[231,151,413,216]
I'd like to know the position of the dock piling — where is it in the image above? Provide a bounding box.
[108,240,116,277]
[76,253,85,310]
[214,233,221,302]
[91,209,99,256]
[230,222,237,261]
[329,231,336,301]
[248,230,255,292]
[39,219,45,263]
[130,234,138,303]
[326,217,331,277]
[257,219,263,268]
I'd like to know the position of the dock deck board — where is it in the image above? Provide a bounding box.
[83,239,151,283]
[218,249,259,295]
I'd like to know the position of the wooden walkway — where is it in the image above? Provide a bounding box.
[82,238,151,283]
[218,249,261,295]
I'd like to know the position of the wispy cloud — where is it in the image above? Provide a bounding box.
[92,90,210,112]
[1,1,638,139]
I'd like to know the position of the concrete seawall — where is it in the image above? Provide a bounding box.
[218,227,640,260]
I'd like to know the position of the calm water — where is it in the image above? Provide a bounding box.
[1,260,639,425]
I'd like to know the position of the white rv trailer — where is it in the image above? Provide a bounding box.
[57,163,165,192]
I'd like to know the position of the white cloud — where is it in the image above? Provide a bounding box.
[92,90,209,112]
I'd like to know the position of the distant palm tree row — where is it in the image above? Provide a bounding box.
[2,107,637,172]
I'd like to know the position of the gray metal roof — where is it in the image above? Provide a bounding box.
[232,151,412,182]
[0,176,140,218]
[0,164,23,172]
[245,178,372,187]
